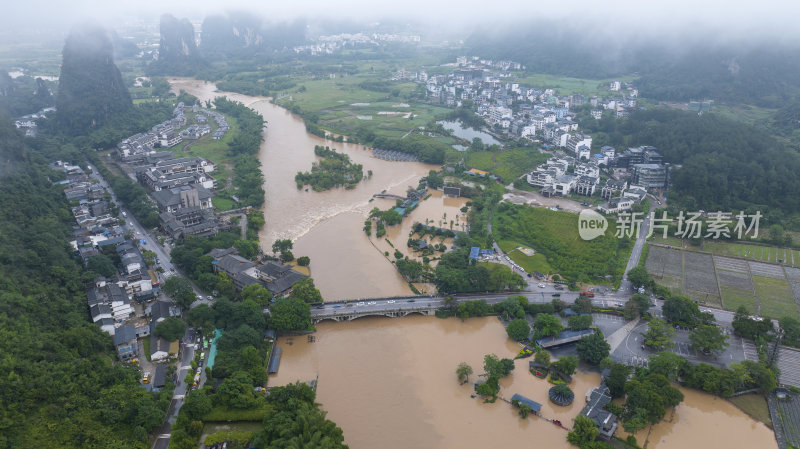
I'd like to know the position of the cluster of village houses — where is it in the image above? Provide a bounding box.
[404,56,671,212]
[51,160,180,386]
[526,145,669,213]
[293,32,421,56]
[51,100,310,381]
[116,102,231,240]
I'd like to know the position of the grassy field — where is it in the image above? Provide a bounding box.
[493,149,549,181]
[497,239,554,274]
[180,115,239,165]
[721,286,759,313]
[712,104,777,128]
[508,73,639,97]
[729,394,773,428]
[465,151,495,171]
[275,72,450,140]
[493,205,632,283]
[753,275,797,317]
[464,148,549,182]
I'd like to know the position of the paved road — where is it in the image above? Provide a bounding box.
[87,163,208,449]
[618,200,657,294]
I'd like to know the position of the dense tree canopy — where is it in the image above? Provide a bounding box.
[0,118,170,447]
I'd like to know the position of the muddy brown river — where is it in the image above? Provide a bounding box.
[169,79,777,449]
[270,315,776,449]
[171,78,446,300]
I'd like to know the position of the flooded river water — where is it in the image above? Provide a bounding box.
[270,315,776,449]
[169,79,777,449]
[170,78,444,300]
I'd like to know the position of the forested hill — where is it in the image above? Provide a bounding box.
[55,23,132,135]
[584,109,800,220]
[147,14,206,76]
[465,24,800,107]
[0,117,170,447]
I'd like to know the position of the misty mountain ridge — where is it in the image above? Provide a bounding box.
[55,22,132,135]
[148,13,206,76]
[466,23,800,107]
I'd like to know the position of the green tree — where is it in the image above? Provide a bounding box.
[216,272,236,299]
[518,403,532,419]
[456,362,473,383]
[534,313,564,338]
[627,266,652,289]
[552,355,579,376]
[689,324,729,355]
[534,348,551,367]
[507,318,531,341]
[272,238,293,254]
[214,372,258,409]
[269,298,311,331]
[647,352,686,381]
[87,254,117,278]
[623,300,641,320]
[568,314,593,330]
[174,289,197,310]
[644,318,676,350]
[568,415,600,447]
[573,296,593,313]
[577,332,610,365]
[297,256,311,266]
[163,275,193,297]
[662,295,706,326]
[155,317,186,341]
[623,409,649,435]
[289,278,323,304]
[187,303,215,331]
[233,239,259,259]
[280,250,294,262]
[605,362,631,398]
[241,283,273,306]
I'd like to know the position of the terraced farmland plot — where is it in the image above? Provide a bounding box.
[646,246,683,277]
[753,275,798,318]
[720,286,758,313]
[717,269,753,291]
[713,255,749,272]
[786,267,800,284]
[684,252,718,295]
[750,261,787,279]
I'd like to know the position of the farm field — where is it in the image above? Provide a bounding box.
[646,245,800,318]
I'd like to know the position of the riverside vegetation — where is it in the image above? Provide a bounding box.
[295,145,364,191]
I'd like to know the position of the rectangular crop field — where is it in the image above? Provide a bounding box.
[720,286,758,314]
[753,275,797,318]
[684,252,718,295]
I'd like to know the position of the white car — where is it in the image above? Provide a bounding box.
[538,283,545,288]
[367,301,376,305]
[387,300,395,304]
[356,302,366,306]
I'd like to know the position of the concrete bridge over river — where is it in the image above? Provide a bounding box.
[309,291,639,324]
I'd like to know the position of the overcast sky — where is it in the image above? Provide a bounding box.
[4,0,800,40]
